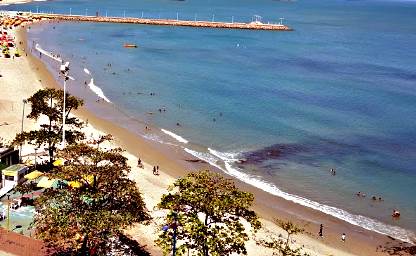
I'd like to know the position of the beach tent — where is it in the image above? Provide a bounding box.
[24,170,44,180]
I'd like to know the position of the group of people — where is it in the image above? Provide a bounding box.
[137,158,160,176]
[318,224,346,242]
[152,166,160,176]
[356,191,384,201]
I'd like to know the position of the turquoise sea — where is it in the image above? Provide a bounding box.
[3,0,416,242]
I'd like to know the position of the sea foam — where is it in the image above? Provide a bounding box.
[161,129,189,144]
[35,44,62,62]
[185,147,416,244]
[88,78,111,103]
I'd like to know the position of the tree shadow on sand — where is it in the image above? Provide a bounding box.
[48,234,152,256]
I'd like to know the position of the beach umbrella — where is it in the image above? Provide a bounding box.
[37,176,57,188]
[24,170,44,180]
[68,175,95,188]
[53,158,65,167]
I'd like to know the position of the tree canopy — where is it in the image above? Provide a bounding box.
[33,139,151,255]
[156,170,261,256]
[257,219,309,256]
[13,88,84,165]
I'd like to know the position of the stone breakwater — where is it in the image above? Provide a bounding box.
[37,14,293,31]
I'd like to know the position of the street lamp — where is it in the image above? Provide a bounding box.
[6,194,10,231]
[20,99,27,163]
[60,61,70,148]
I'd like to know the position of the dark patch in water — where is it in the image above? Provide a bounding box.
[239,143,306,165]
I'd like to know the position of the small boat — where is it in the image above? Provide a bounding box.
[123,43,138,48]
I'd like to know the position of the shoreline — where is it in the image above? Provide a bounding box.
[8,23,412,255]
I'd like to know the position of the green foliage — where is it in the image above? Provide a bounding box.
[156,170,261,256]
[15,181,36,196]
[33,139,151,255]
[257,219,309,256]
[12,88,84,165]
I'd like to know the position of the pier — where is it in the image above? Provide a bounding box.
[34,13,293,31]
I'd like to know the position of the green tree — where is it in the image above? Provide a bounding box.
[257,219,310,256]
[33,138,151,255]
[156,170,261,256]
[13,88,84,166]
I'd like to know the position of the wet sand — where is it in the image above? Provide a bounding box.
[6,24,413,255]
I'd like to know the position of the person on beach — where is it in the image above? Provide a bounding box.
[318,224,323,238]
[356,191,361,197]
[341,233,346,242]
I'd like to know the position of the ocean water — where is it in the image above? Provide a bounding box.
[4,0,416,242]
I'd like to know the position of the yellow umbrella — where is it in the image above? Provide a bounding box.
[68,175,94,188]
[24,170,44,180]
[53,158,65,167]
[37,176,57,188]
[68,181,82,188]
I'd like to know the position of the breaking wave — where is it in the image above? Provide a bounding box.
[185,147,416,244]
[161,129,189,144]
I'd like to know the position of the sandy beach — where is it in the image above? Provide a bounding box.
[0,0,34,5]
[0,22,412,256]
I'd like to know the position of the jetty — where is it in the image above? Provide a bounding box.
[33,13,293,31]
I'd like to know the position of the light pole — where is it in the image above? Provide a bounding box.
[36,6,39,14]
[69,7,72,16]
[7,194,10,231]
[172,212,177,256]
[279,17,284,25]
[60,62,70,148]
[20,99,27,163]
[85,8,88,16]
[34,147,38,169]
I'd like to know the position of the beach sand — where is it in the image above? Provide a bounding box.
[0,0,33,5]
[0,24,411,256]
